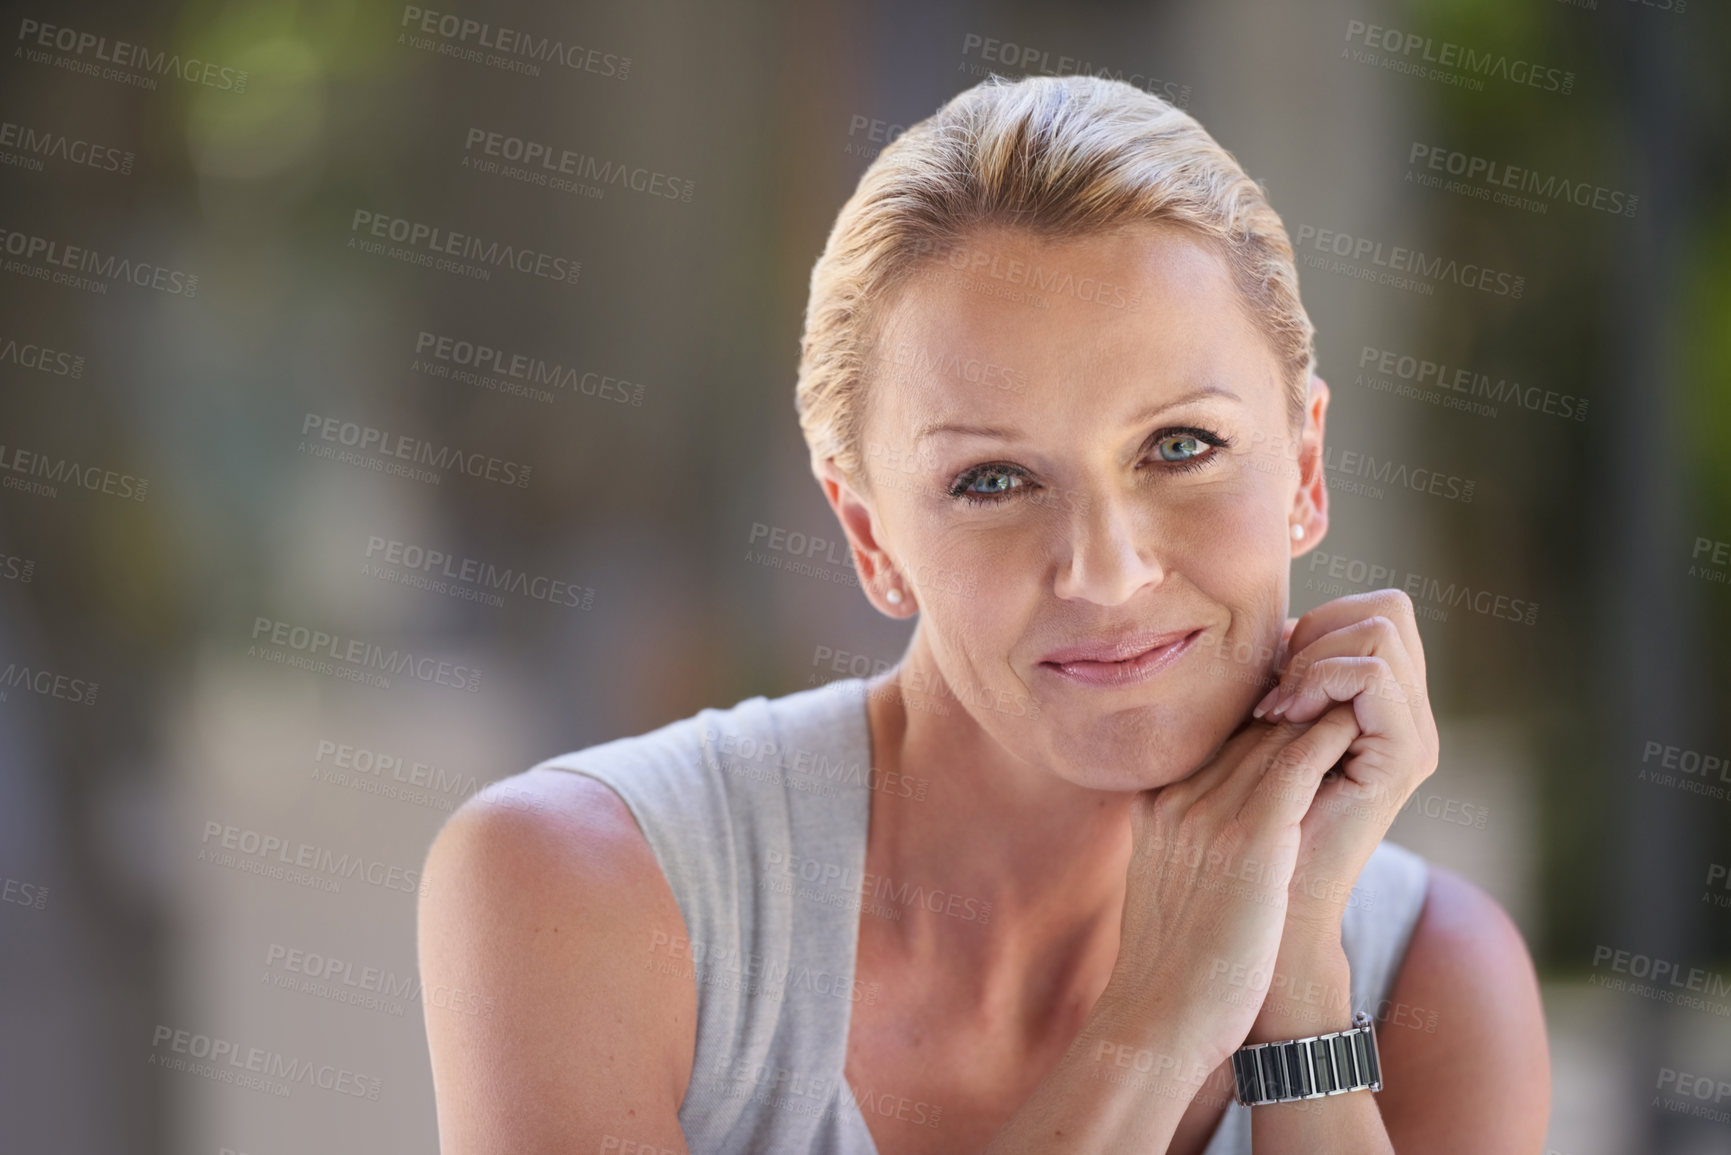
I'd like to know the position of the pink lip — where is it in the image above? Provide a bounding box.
[1037,628,1203,687]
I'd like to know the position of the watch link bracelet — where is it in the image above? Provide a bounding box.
[1230,1010,1382,1106]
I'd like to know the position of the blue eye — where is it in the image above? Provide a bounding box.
[944,426,1230,505]
[953,466,1028,502]
[1156,433,1206,462]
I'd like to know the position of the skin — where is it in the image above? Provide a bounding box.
[418,221,1551,1154]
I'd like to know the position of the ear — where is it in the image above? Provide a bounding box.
[814,456,917,617]
[1290,373,1330,559]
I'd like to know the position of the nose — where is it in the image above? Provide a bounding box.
[1051,486,1166,605]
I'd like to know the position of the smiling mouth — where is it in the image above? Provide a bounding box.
[1038,628,1204,687]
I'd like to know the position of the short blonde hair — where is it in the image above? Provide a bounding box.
[795,73,1315,490]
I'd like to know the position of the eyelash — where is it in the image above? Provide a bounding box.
[945,426,1233,505]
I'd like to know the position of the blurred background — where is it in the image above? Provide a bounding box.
[1,0,1728,1151]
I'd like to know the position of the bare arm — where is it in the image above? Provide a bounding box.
[1370,867,1551,1152]
[1235,867,1550,1152]
[418,770,698,1155]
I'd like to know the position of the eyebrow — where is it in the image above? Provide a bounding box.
[911,383,1245,445]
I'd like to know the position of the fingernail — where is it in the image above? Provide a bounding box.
[1268,687,1293,719]
[1252,687,1278,718]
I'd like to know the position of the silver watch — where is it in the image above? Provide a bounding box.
[1230,1010,1381,1106]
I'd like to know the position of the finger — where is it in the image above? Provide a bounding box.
[1241,704,1361,838]
[1256,615,1422,723]
[1265,617,1434,800]
[1284,589,1426,684]
[1306,728,1423,833]
[1275,655,1409,727]
[1272,658,1422,807]
[1275,616,1299,670]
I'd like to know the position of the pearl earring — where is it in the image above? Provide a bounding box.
[1291,523,1305,541]
[885,586,903,605]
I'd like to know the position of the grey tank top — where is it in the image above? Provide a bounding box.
[529,676,1430,1155]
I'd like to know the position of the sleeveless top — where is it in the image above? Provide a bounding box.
[529,676,1431,1155]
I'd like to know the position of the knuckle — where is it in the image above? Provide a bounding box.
[1363,613,1400,641]
[1266,739,1314,782]
[1144,787,1189,836]
[1172,802,1212,847]
[1378,588,1416,620]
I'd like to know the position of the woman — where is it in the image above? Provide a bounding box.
[418,75,1551,1154]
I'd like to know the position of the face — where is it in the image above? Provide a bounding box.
[820,221,1329,790]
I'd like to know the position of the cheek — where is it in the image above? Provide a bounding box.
[1166,488,1289,595]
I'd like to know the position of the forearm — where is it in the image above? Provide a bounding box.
[1245,936,1395,1155]
[981,986,1212,1155]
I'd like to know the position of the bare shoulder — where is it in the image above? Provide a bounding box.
[418,768,697,1155]
[1375,864,1551,1153]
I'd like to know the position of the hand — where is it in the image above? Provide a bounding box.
[1103,701,1367,1076]
[1247,590,1439,1026]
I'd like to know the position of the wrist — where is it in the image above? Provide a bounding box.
[1091,972,1228,1073]
[1244,942,1352,1045]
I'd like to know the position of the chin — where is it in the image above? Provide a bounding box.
[1038,698,1234,792]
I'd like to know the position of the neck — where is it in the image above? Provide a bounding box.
[859,631,1138,1027]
